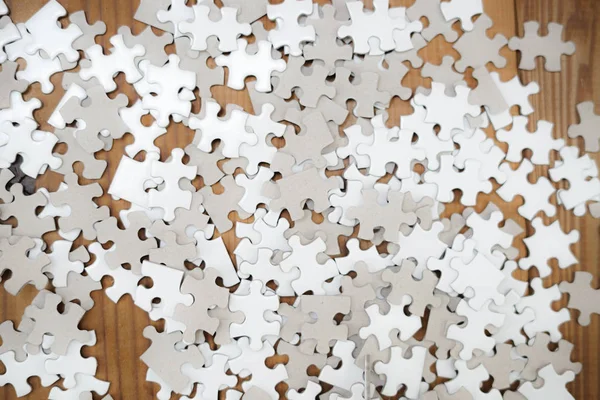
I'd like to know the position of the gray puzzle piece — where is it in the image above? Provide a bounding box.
[176,36,224,98]
[301,295,351,354]
[303,4,352,72]
[272,56,336,107]
[49,173,110,241]
[0,184,55,238]
[53,127,107,180]
[331,67,391,118]
[0,236,49,295]
[508,21,575,72]
[60,85,129,153]
[453,14,507,72]
[0,61,27,108]
[268,167,342,221]
[70,10,106,51]
[278,340,326,391]
[119,26,173,67]
[200,175,250,234]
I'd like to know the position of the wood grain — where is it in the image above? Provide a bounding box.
[0,0,598,399]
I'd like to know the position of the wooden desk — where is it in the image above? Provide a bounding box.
[1,0,598,398]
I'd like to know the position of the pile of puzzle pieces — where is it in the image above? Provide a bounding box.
[0,0,598,398]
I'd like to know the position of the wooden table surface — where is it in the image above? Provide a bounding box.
[1,0,599,399]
